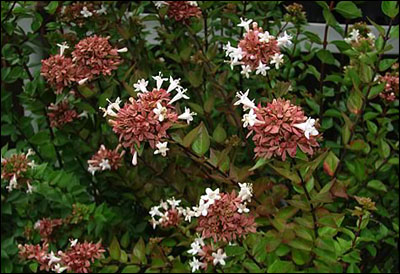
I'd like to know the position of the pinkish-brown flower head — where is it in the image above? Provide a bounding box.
[166,1,202,23]
[47,100,78,128]
[87,144,125,175]
[60,241,105,273]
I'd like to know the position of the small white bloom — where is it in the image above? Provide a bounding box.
[99,159,111,171]
[277,31,293,47]
[47,251,61,266]
[255,61,270,76]
[238,17,253,32]
[56,42,69,56]
[367,32,376,40]
[183,207,195,222]
[178,107,197,124]
[167,76,181,93]
[154,141,169,157]
[237,202,250,213]
[242,109,263,128]
[26,182,34,194]
[188,241,202,256]
[188,1,198,6]
[234,89,256,111]
[167,197,181,209]
[149,206,163,217]
[117,47,128,53]
[134,79,149,93]
[69,238,78,247]
[154,1,167,9]
[238,182,253,202]
[150,217,159,229]
[78,77,89,85]
[80,6,93,18]
[52,264,68,273]
[34,220,41,230]
[189,257,205,272]
[192,199,209,217]
[152,72,168,90]
[96,5,107,15]
[169,87,190,105]
[212,249,227,266]
[153,102,168,122]
[194,236,205,247]
[201,188,221,206]
[258,31,273,43]
[26,149,35,157]
[160,200,169,210]
[88,164,99,176]
[293,117,319,139]
[159,211,169,223]
[270,53,284,69]
[241,64,252,78]
[347,29,360,43]
[132,151,138,166]
[100,97,122,117]
[6,174,18,192]
[78,111,89,119]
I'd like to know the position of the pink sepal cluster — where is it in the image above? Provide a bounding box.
[47,100,78,128]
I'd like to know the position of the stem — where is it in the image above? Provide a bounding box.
[45,111,64,168]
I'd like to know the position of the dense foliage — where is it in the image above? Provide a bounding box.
[1,1,399,273]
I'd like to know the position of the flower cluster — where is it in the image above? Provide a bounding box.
[104,73,196,165]
[87,144,125,175]
[60,2,107,27]
[150,184,256,272]
[155,1,201,23]
[235,91,321,161]
[47,100,78,128]
[344,22,376,48]
[224,18,292,78]
[41,35,125,94]
[34,218,63,243]
[149,197,182,229]
[283,3,307,25]
[378,72,399,102]
[1,149,35,193]
[18,239,105,273]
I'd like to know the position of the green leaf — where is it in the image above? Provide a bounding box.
[191,122,210,156]
[100,265,119,273]
[225,245,246,256]
[249,158,270,171]
[378,139,391,158]
[212,123,227,143]
[367,17,386,37]
[268,164,301,184]
[316,49,336,65]
[379,58,398,71]
[131,238,147,265]
[45,2,59,14]
[323,151,339,176]
[335,2,362,19]
[367,180,387,192]
[347,89,363,114]
[109,236,121,261]
[121,265,140,273]
[31,13,43,32]
[267,260,295,273]
[29,131,50,145]
[381,1,399,18]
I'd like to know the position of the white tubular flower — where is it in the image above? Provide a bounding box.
[133,79,149,93]
[96,4,107,15]
[152,72,168,90]
[132,151,138,166]
[154,1,167,9]
[26,182,34,194]
[258,31,273,43]
[200,188,221,206]
[57,42,69,56]
[69,238,78,247]
[212,249,227,266]
[189,257,205,273]
[188,1,198,6]
[26,149,35,157]
[238,17,253,32]
[149,206,163,217]
[99,159,111,171]
[242,108,263,128]
[349,29,360,42]
[367,32,376,40]
[167,76,181,93]
[194,236,205,247]
[88,164,99,176]
[237,202,250,213]
[153,102,168,122]
[277,31,293,47]
[80,6,93,18]
[255,61,270,76]
[188,241,202,256]
[7,174,18,192]
[270,53,284,69]
[241,65,252,78]
[100,97,122,117]
[117,47,128,53]
[192,199,209,217]
[52,264,68,273]
[154,141,169,157]
[78,77,89,85]
[238,182,253,202]
[167,197,181,209]
[78,111,89,119]
[178,107,197,124]
[47,251,61,266]
[169,87,190,105]
[150,217,159,229]
[234,89,256,111]
[293,117,319,139]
